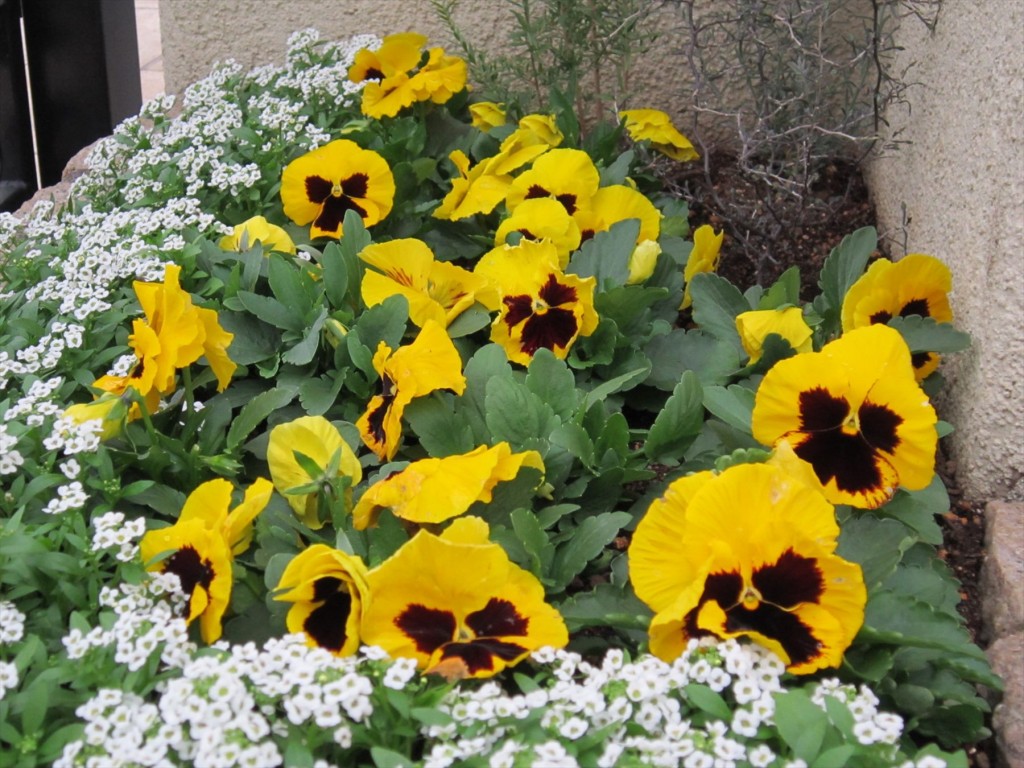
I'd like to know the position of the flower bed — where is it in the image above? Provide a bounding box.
[0,29,1001,767]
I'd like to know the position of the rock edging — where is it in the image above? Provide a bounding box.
[981,500,1024,768]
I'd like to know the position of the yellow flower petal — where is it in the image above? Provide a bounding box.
[681,225,724,309]
[619,108,699,162]
[219,215,296,254]
[352,444,544,529]
[735,307,814,364]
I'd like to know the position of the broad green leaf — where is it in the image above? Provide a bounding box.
[837,515,916,589]
[812,746,855,768]
[320,241,350,307]
[298,373,345,416]
[645,329,740,389]
[550,511,631,589]
[702,384,755,432]
[860,590,987,659]
[485,378,556,446]
[268,253,313,316]
[236,290,303,332]
[220,311,281,364]
[758,265,801,309]
[550,423,595,468]
[774,690,829,762]
[818,226,876,314]
[645,371,704,463]
[887,315,972,353]
[582,362,651,403]
[558,582,652,631]
[410,707,454,727]
[445,302,491,338]
[682,684,732,721]
[878,479,948,545]
[567,219,639,290]
[688,272,749,348]
[281,306,328,366]
[403,395,475,457]
[226,386,298,450]
[526,349,577,420]
[511,507,555,577]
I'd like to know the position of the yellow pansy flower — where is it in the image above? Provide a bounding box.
[360,517,568,680]
[140,478,271,643]
[281,139,395,239]
[359,238,488,328]
[218,215,296,254]
[735,307,814,364]
[266,416,362,531]
[751,324,937,509]
[469,101,507,132]
[630,463,865,674]
[352,443,545,529]
[681,224,724,309]
[274,544,371,656]
[841,253,953,380]
[356,321,467,461]
[619,108,699,162]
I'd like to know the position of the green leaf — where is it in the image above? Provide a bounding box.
[404,395,475,457]
[837,514,916,589]
[583,362,651,403]
[226,386,298,450]
[283,740,314,768]
[526,349,577,420]
[812,746,856,768]
[511,507,555,577]
[758,265,801,309]
[550,423,595,468]
[281,306,328,366]
[298,373,345,416]
[645,329,740,389]
[682,684,732,721]
[550,511,631,589]
[220,311,281,364]
[645,372,704,463]
[485,377,557,446]
[567,219,639,290]
[370,747,413,768]
[860,590,988,659]
[887,315,971,353]
[559,582,652,631]
[818,226,876,314]
[236,290,303,332]
[268,253,314,316]
[410,707,454,727]
[688,272,749,347]
[320,241,351,308]
[444,302,491,338]
[702,384,755,432]
[774,690,829,762]
[878,479,948,545]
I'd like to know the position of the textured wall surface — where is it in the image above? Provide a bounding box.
[865,0,1024,501]
[158,0,704,122]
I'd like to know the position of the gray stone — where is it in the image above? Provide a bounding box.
[987,632,1024,768]
[982,502,1024,641]
[15,141,98,218]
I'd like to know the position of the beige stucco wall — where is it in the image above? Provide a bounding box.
[865,0,1024,501]
[158,0,702,122]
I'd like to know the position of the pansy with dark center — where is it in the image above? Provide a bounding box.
[752,324,937,509]
[281,139,395,239]
[361,517,568,680]
[274,544,370,657]
[631,464,866,674]
[842,253,953,380]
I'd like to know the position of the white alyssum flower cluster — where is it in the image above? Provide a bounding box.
[55,634,381,768]
[0,602,26,701]
[62,573,195,673]
[91,511,148,562]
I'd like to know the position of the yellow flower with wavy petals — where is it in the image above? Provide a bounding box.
[360,517,568,680]
[619,108,699,162]
[281,139,395,239]
[275,544,370,656]
[630,463,865,674]
[219,215,296,254]
[681,225,724,309]
[352,443,544,529]
[751,324,937,509]
[736,307,814,364]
